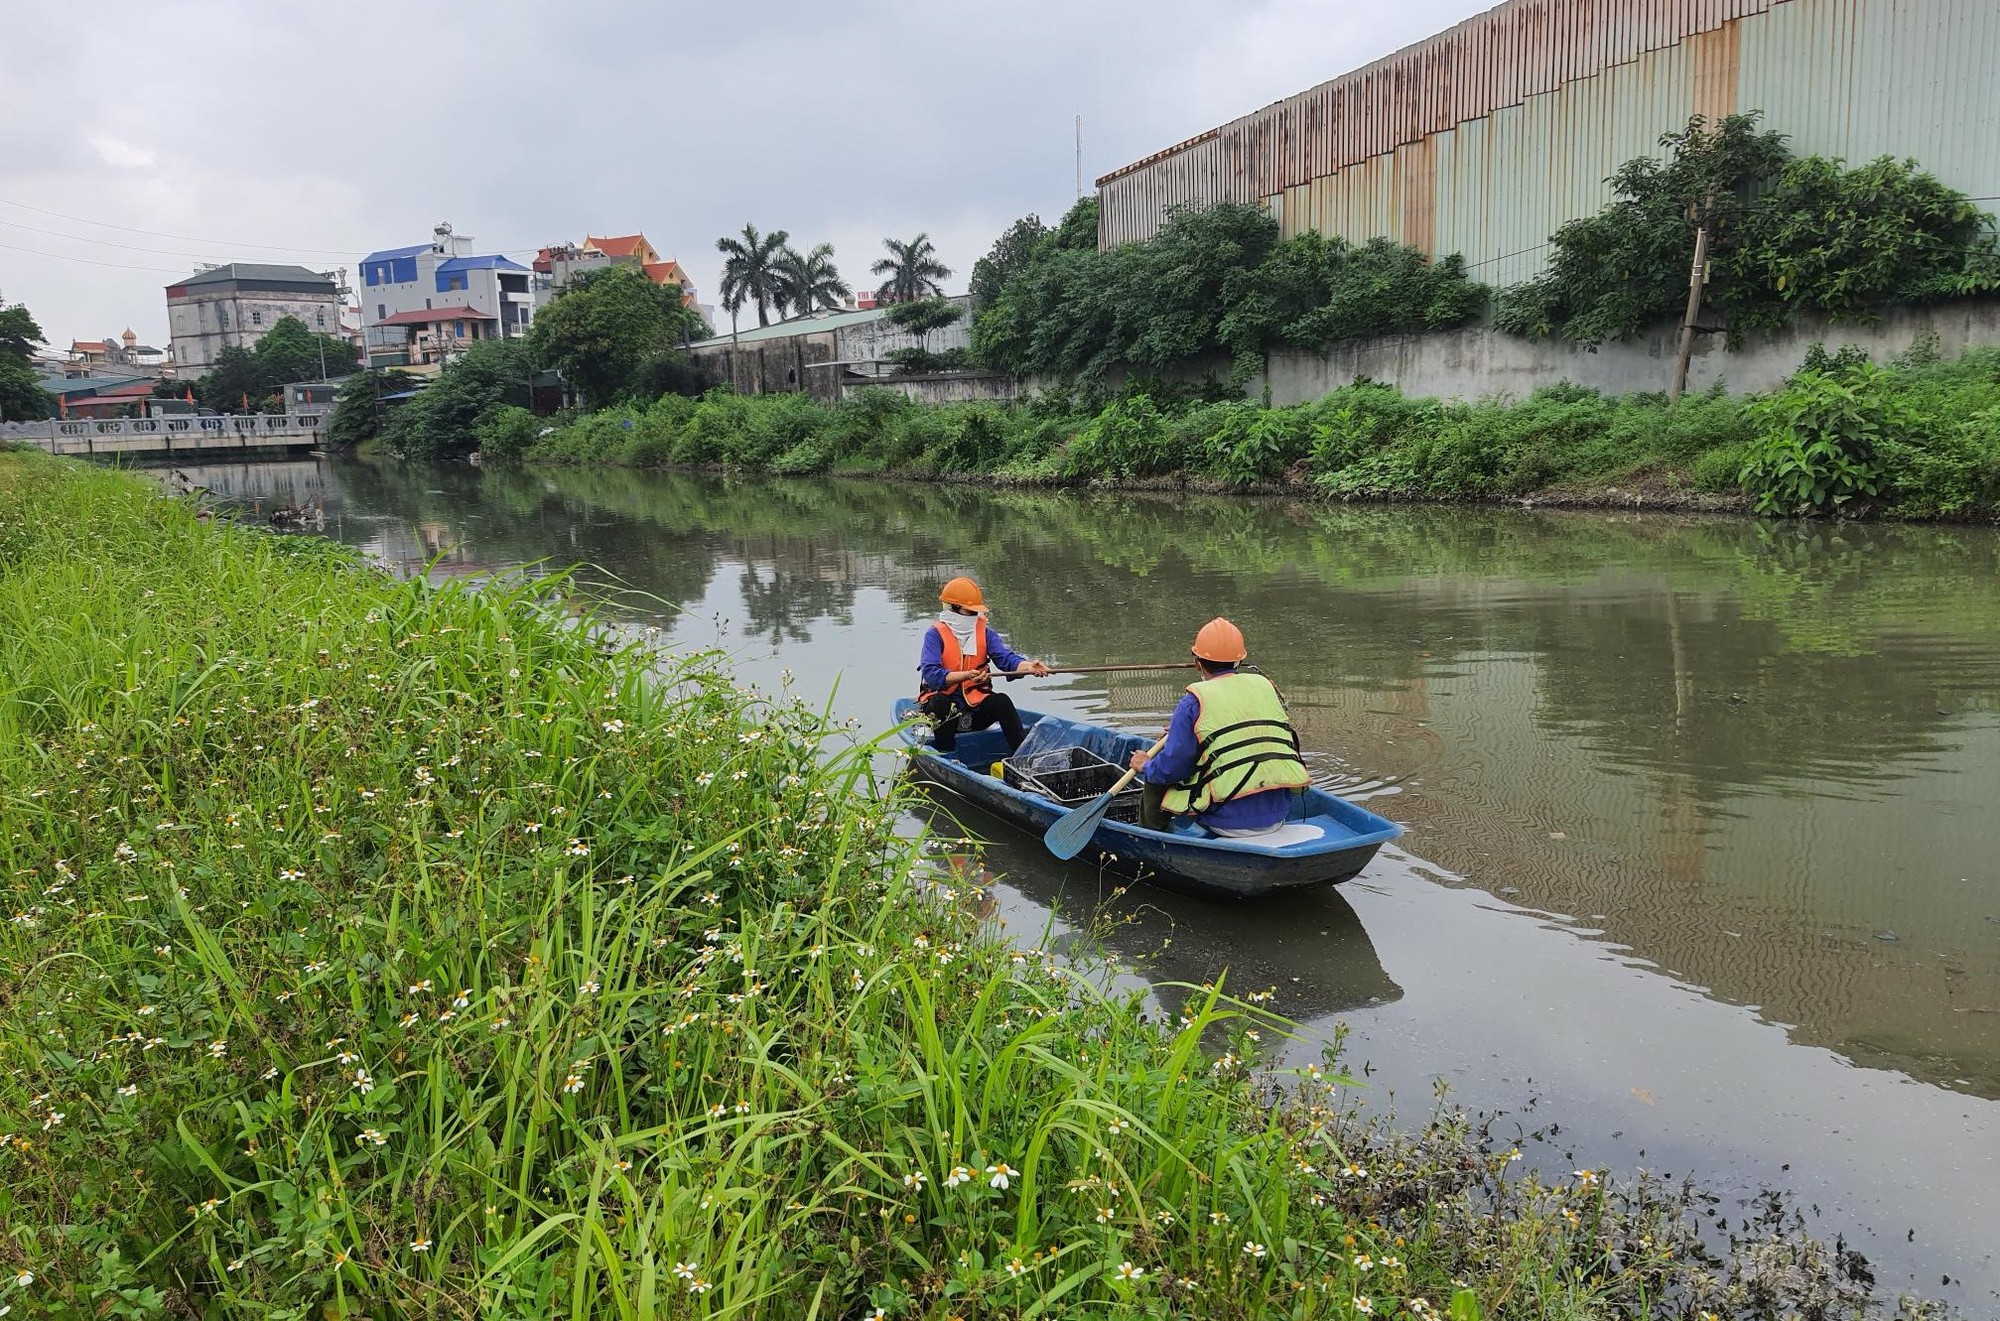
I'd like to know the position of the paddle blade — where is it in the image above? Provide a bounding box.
[1043,792,1114,861]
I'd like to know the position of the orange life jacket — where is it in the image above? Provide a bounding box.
[920,617,991,706]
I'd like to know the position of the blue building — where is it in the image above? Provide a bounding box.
[360,230,536,369]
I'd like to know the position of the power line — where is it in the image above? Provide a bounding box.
[0,196,363,256]
[0,197,550,263]
[0,216,247,263]
[1464,241,1551,270]
[0,237,186,274]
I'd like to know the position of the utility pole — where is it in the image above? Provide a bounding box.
[1075,115,1083,198]
[1670,202,1712,400]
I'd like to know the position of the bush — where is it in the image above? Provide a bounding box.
[1737,366,1902,514]
[474,404,543,461]
[1060,395,1178,478]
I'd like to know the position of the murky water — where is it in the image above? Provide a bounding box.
[190,458,2000,1304]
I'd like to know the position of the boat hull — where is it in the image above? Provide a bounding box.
[893,700,1401,899]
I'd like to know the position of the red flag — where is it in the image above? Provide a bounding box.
[241,391,249,412]
[185,387,194,404]
[59,395,68,419]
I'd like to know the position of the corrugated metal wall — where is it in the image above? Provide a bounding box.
[1098,0,2000,287]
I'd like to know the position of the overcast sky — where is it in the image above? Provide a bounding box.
[1,0,1491,349]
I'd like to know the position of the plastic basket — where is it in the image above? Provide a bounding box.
[1003,746,1139,807]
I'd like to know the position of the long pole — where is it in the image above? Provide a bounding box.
[997,662,1193,676]
[1075,115,1083,198]
[1670,222,1710,400]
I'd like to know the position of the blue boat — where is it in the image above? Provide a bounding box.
[892,699,1403,899]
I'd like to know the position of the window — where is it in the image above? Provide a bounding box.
[377,304,386,321]
[219,306,229,325]
[252,311,262,327]
[455,321,465,338]
[316,309,326,326]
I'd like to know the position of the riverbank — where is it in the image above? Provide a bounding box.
[495,342,2000,522]
[0,453,1954,1318]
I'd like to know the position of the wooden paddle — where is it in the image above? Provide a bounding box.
[1043,733,1169,861]
[996,663,1193,676]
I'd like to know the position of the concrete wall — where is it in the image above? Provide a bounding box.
[169,291,344,374]
[1258,298,2000,405]
[690,330,843,403]
[835,304,973,369]
[844,372,1020,405]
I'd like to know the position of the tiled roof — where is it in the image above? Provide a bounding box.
[169,263,334,290]
[372,305,497,326]
[691,305,887,347]
[437,254,529,274]
[587,234,650,260]
[361,244,435,264]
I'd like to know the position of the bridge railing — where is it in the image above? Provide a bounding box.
[0,413,325,456]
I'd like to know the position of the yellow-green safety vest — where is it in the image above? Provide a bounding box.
[1160,672,1311,816]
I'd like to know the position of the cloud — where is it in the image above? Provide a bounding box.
[0,0,1489,347]
[88,136,158,172]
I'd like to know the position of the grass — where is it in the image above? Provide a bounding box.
[0,452,1949,1319]
[500,343,2000,521]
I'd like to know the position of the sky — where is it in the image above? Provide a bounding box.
[0,0,1493,350]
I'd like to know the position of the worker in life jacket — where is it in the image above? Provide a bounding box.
[916,576,1049,753]
[1128,618,1310,836]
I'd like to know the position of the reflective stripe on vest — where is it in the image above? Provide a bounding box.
[918,617,990,706]
[1160,672,1309,816]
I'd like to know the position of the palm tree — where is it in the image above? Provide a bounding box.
[773,243,851,319]
[872,233,952,304]
[715,224,790,327]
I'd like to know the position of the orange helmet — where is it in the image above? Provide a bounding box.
[1191,617,1248,663]
[939,576,986,610]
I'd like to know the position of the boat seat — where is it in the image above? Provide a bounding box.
[1171,820,1328,848]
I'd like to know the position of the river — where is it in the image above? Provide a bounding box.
[190,457,1999,1306]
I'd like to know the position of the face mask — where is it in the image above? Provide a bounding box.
[938,608,981,654]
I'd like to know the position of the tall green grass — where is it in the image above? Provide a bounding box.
[0,455,1944,1318]
[511,346,2000,520]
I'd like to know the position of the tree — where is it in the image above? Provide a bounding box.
[0,302,50,422]
[969,215,1050,307]
[716,224,790,327]
[253,314,358,384]
[1494,115,1791,344]
[529,264,702,410]
[198,346,276,413]
[0,357,50,422]
[967,197,1484,384]
[0,303,45,361]
[884,296,964,348]
[872,233,952,304]
[325,368,420,451]
[383,339,532,462]
[773,243,851,319]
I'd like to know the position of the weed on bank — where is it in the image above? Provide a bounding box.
[501,343,2000,521]
[0,455,1946,1318]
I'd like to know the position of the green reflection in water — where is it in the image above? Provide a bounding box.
[303,459,2000,1096]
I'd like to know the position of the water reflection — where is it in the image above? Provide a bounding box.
[916,794,1402,1024]
[209,459,2000,1102]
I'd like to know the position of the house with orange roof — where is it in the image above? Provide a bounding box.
[537,234,712,331]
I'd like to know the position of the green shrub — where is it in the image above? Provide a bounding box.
[1691,442,1751,492]
[1061,395,1178,478]
[474,404,543,462]
[1738,366,1902,514]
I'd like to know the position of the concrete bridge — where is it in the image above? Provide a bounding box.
[0,413,326,459]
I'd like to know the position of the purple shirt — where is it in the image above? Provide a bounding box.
[1140,668,1292,832]
[918,621,1028,696]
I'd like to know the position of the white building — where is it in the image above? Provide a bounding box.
[165,264,342,375]
[360,234,535,369]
